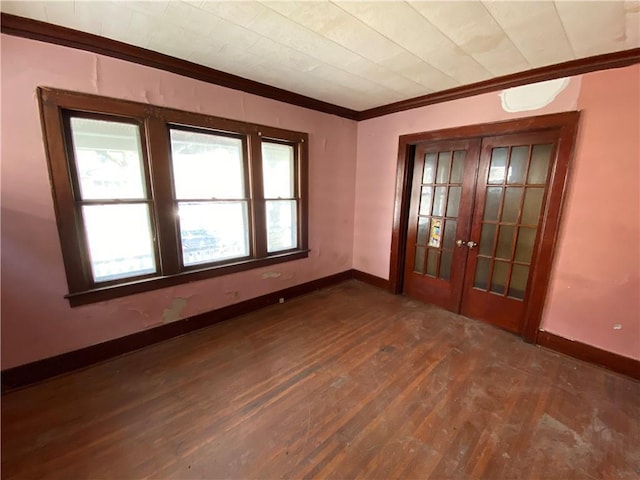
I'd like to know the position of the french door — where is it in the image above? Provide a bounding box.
[403,139,480,312]
[403,129,564,335]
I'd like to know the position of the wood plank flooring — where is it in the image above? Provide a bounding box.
[2,280,639,479]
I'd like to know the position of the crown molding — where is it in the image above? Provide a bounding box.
[0,13,360,120]
[359,48,640,120]
[2,13,639,122]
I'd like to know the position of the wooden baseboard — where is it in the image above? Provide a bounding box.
[1,270,356,392]
[537,331,640,380]
[351,269,391,290]
[15,273,636,390]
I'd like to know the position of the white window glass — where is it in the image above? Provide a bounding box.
[70,118,146,200]
[82,204,156,282]
[262,141,297,253]
[178,202,249,266]
[266,200,297,252]
[170,129,244,199]
[262,143,294,198]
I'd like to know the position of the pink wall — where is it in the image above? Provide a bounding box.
[542,66,639,358]
[0,35,357,369]
[353,65,639,360]
[2,33,638,368]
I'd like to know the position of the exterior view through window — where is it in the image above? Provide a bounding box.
[70,117,157,282]
[262,142,298,253]
[39,88,308,305]
[170,129,249,267]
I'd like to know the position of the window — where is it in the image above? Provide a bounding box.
[39,88,308,306]
[262,142,299,252]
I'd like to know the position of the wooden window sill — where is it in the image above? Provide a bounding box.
[65,250,310,307]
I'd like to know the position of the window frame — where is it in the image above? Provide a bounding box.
[38,87,309,306]
[168,124,254,270]
[261,137,302,254]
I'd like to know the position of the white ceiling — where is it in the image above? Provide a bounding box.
[2,1,639,111]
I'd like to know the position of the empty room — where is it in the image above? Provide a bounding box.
[1,1,639,478]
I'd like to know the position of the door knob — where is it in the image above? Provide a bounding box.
[467,241,478,249]
[456,239,466,247]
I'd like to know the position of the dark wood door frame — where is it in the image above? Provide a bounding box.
[389,111,580,343]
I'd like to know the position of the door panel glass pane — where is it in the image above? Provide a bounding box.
[82,204,156,282]
[423,153,437,183]
[508,264,530,300]
[508,146,529,184]
[417,217,429,245]
[474,257,490,290]
[515,227,537,264]
[170,129,244,199]
[433,187,447,217]
[502,187,523,223]
[528,144,553,184]
[483,187,502,221]
[490,261,509,294]
[436,152,451,183]
[522,188,545,225]
[450,150,466,183]
[179,201,249,265]
[414,246,426,273]
[443,219,457,250]
[439,251,453,281]
[496,225,515,259]
[488,147,508,184]
[262,142,294,198]
[266,200,297,252]
[446,186,461,217]
[419,187,433,215]
[70,118,146,200]
[479,223,497,257]
[426,248,439,277]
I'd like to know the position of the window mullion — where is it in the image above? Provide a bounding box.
[146,115,181,275]
[250,131,268,258]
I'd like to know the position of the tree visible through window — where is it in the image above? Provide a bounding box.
[39,88,308,306]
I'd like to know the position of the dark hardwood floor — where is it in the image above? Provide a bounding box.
[2,280,639,479]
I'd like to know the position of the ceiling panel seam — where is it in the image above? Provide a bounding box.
[196,1,427,101]
[255,0,442,94]
[326,0,461,86]
[197,16,399,107]
[402,1,495,78]
[552,0,578,59]
[479,0,534,71]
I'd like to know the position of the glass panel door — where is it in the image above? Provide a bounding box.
[399,114,578,340]
[403,139,480,311]
[413,150,464,281]
[472,144,553,300]
[461,132,557,333]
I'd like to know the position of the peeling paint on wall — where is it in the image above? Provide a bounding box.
[240,95,247,121]
[91,55,99,91]
[162,297,188,323]
[225,290,240,300]
[500,78,570,112]
[261,271,282,279]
